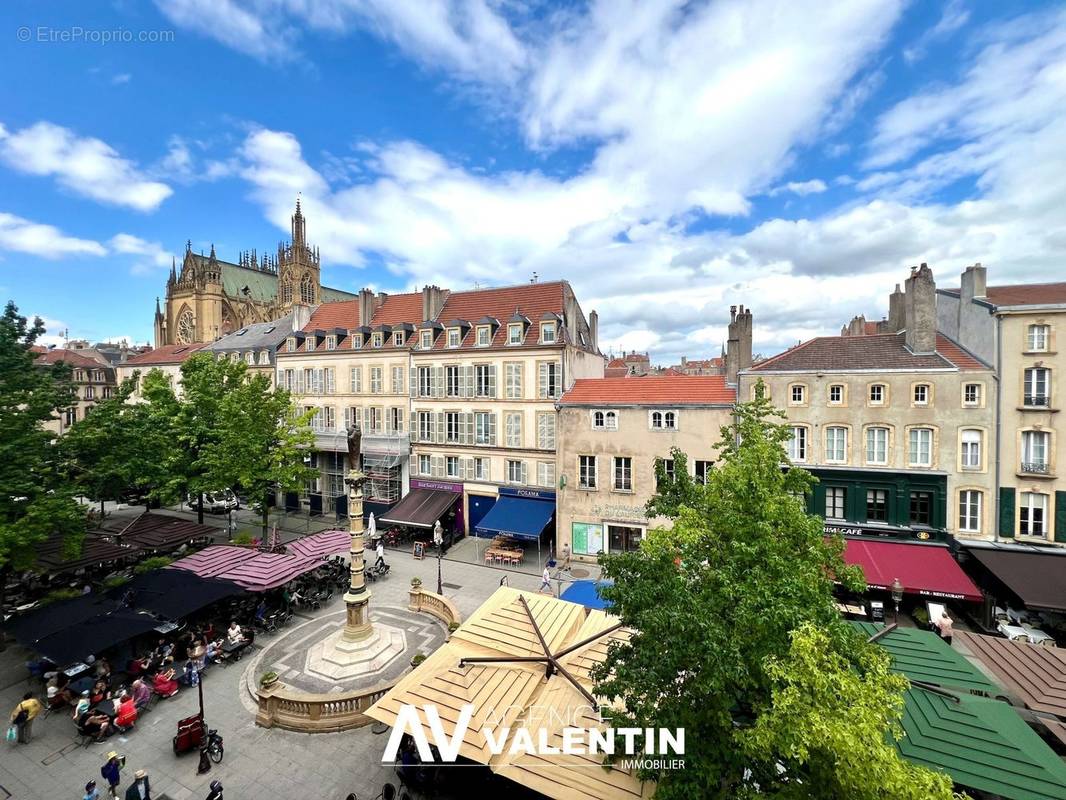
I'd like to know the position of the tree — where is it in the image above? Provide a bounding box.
[594,383,953,798]
[205,372,316,538]
[0,302,85,572]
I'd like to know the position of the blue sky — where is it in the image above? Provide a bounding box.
[1,0,1063,362]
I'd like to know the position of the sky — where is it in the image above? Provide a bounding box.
[0,0,1064,363]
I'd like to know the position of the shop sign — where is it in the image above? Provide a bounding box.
[411,479,463,493]
[499,487,556,501]
[824,523,936,542]
[592,503,648,522]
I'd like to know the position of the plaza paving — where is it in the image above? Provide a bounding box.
[0,544,595,800]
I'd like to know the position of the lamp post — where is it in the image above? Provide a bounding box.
[891,577,903,624]
[433,520,444,596]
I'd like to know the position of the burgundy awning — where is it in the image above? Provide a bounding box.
[843,540,982,602]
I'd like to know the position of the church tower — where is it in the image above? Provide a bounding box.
[276,198,321,311]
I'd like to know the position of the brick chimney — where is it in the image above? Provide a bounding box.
[887,283,905,332]
[588,309,598,351]
[358,288,375,326]
[726,304,754,385]
[422,285,445,321]
[960,262,986,302]
[904,263,936,354]
[847,315,867,336]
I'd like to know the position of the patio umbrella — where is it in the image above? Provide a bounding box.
[367,512,376,542]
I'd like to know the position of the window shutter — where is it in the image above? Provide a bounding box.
[1055,491,1066,543]
[998,487,1016,538]
[410,367,418,397]
[463,412,473,445]
[431,455,444,478]
[410,412,418,441]
[520,462,528,485]
[436,412,445,444]
[488,364,497,398]
[488,412,497,446]
[462,458,473,480]
[463,365,475,398]
[538,362,547,399]
[433,366,444,398]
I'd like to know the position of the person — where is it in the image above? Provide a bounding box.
[90,679,109,706]
[80,710,112,742]
[131,680,152,712]
[101,752,122,799]
[84,780,100,800]
[154,639,174,663]
[375,538,385,570]
[204,639,221,665]
[499,574,509,587]
[254,599,267,625]
[539,565,552,593]
[95,657,112,681]
[937,612,954,645]
[226,621,243,646]
[114,693,137,731]
[9,691,42,744]
[205,780,223,800]
[151,667,179,698]
[124,769,151,800]
[73,690,91,719]
[181,660,200,688]
[559,542,571,572]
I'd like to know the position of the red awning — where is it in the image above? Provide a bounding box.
[843,540,982,602]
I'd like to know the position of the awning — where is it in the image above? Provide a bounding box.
[286,530,351,559]
[474,495,554,541]
[107,569,244,619]
[560,580,613,611]
[965,547,1066,612]
[119,512,215,550]
[843,540,981,602]
[3,595,120,647]
[220,552,322,592]
[378,489,458,529]
[170,545,259,578]
[32,608,163,665]
[953,631,1066,718]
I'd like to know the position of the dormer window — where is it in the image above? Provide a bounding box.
[540,322,556,344]
[304,337,315,352]
[245,352,255,365]
[508,323,523,345]
[286,337,297,352]
[231,352,240,363]
[325,335,337,351]
[393,331,404,347]
[420,330,433,349]
[350,333,362,349]
[476,326,491,346]
[447,328,461,348]
[372,332,383,348]
[258,351,270,365]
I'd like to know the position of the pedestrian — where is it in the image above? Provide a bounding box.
[9,691,41,744]
[936,613,954,645]
[560,542,571,572]
[100,752,122,799]
[205,779,223,800]
[539,565,552,593]
[83,780,100,800]
[124,769,151,800]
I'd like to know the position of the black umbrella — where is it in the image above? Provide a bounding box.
[106,569,245,619]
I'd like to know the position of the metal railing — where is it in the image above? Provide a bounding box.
[1020,462,1051,474]
[1023,394,1050,407]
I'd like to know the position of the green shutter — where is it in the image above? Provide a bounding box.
[1055,492,1066,543]
[998,488,1016,538]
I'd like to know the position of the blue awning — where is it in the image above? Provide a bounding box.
[560,580,613,611]
[474,495,555,541]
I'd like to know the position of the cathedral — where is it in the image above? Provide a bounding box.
[154,200,355,346]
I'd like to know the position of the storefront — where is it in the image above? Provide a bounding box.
[378,479,463,550]
[568,500,651,560]
[842,539,982,603]
[464,483,499,535]
[474,487,556,563]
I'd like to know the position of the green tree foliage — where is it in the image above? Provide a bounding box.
[0,302,85,570]
[595,383,954,798]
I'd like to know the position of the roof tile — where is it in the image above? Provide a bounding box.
[123,342,205,366]
[751,332,988,372]
[560,375,736,405]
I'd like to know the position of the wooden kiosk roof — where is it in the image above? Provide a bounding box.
[954,631,1066,718]
[366,586,651,800]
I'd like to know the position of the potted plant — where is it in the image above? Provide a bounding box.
[410,653,427,668]
[410,577,423,588]
[448,621,460,633]
[259,670,279,688]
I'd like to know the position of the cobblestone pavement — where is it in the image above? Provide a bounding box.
[0,546,582,800]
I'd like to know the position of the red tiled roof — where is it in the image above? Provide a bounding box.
[943,282,1066,307]
[426,281,568,350]
[371,291,426,326]
[302,300,359,331]
[864,321,881,335]
[607,358,626,368]
[604,366,628,377]
[751,331,988,372]
[124,343,205,366]
[35,348,105,368]
[560,375,736,405]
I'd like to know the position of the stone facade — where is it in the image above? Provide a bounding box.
[34,348,117,435]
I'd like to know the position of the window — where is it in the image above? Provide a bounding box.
[537,412,556,449]
[475,364,495,397]
[417,411,434,442]
[474,412,495,445]
[540,322,556,343]
[391,366,404,394]
[656,458,676,489]
[613,457,632,491]
[370,367,383,394]
[579,455,597,489]
[909,491,932,526]
[447,328,461,348]
[388,407,404,433]
[418,454,431,476]
[961,429,982,469]
[538,362,561,399]
[445,365,461,397]
[592,411,605,429]
[64,407,76,426]
[913,384,929,405]
[445,411,463,443]
[866,489,888,522]
[446,456,460,478]
[787,426,807,462]
[959,490,982,532]
[258,351,270,365]
[420,330,433,349]
[372,332,383,348]
[476,326,491,346]
[286,338,296,352]
[508,323,523,345]
[245,351,255,364]
[506,412,522,447]
[305,337,315,352]
[300,273,315,303]
[344,367,359,394]
[350,333,363,349]
[605,411,617,430]
[507,460,526,484]
[1028,324,1049,352]
[324,367,336,394]
[828,384,844,405]
[393,331,404,347]
[650,410,678,430]
[790,384,806,405]
[868,384,885,405]
[367,407,381,433]
[1024,368,1050,406]
[1021,430,1050,473]
[825,426,847,463]
[866,427,888,464]
[417,366,432,397]
[84,386,95,400]
[964,383,981,405]
[537,461,556,488]
[825,487,846,519]
[1020,492,1048,537]
[102,387,113,399]
[908,427,933,467]
[695,460,712,485]
[325,335,336,351]
[505,363,522,399]
[474,457,489,481]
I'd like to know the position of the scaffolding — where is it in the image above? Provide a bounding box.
[361,431,409,506]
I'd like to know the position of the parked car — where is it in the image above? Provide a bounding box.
[186,490,239,513]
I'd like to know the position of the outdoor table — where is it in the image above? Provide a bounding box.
[94,699,117,719]
[64,662,90,678]
[154,621,180,634]
[1021,626,1057,646]
[997,623,1030,642]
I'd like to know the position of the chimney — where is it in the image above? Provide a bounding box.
[358,288,375,326]
[960,262,987,302]
[904,263,937,354]
[725,305,753,385]
[738,305,753,371]
[588,309,598,351]
[422,285,445,321]
[847,314,867,336]
[888,283,905,332]
[292,305,312,331]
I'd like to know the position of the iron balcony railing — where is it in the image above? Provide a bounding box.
[1020,461,1050,474]
[1024,394,1050,407]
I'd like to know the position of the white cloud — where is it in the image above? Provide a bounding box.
[109,234,175,275]
[156,135,235,183]
[152,0,287,61]
[112,73,132,85]
[767,179,827,197]
[903,0,970,64]
[0,121,172,212]
[0,212,106,258]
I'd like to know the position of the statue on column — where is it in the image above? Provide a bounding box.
[344,425,366,495]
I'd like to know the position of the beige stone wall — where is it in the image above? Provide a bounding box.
[117,363,188,400]
[555,403,734,561]
[44,367,116,435]
[739,369,997,539]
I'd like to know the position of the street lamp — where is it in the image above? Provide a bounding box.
[891,577,903,624]
[433,519,444,596]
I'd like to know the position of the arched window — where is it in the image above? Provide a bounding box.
[593,411,604,428]
[663,411,676,429]
[176,309,195,344]
[651,411,663,428]
[300,273,315,304]
[605,411,617,430]
[279,281,292,304]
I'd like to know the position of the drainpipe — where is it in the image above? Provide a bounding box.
[993,313,1002,544]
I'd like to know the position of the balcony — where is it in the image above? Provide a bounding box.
[1018,461,1053,479]
[1023,395,1050,407]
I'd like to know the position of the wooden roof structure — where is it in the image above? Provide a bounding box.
[366,586,652,800]
[954,631,1066,718]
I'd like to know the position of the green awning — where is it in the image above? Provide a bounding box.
[898,687,1066,800]
[851,622,1001,696]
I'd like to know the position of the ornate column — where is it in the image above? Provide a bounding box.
[342,469,373,642]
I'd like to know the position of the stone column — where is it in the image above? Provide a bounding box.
[342,471,373,642]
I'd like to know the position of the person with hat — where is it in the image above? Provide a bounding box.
[83,780,100,800]
[100,752,122,799]
[124,769,150,800]
[205,780,223,800]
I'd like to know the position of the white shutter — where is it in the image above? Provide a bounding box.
[520,461,528,485]
[410,411,418,441]
[327,368,335,394]
[488,412,497,446]
[435,412,445,444]
[487,365,497,398]
[464,412,474,445]
[432,366,443,398]
[538,362,547,399]
[410,366,418,397]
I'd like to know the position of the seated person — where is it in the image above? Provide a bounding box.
[47,672,74,706]
[151,667,179,698]
[204,639,222,665]
[155,638,175,662]
[130,679,152,711]
[72,690,91,720]
[77,709,111,741]
[127,656,146,677]
[226,621,244,646]
[180,660,200,687]
[94,657,111,681]
[114,693,137,731]
[89,679,109,706]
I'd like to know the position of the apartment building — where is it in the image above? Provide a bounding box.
[275,288,421,518]
[200,312,301,387]
[405,281,603,539]
[555,375,736,562]
[938,265,1066,545]
[35,348,117,435]
[116,343,206,401]
[742,265,997,546]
